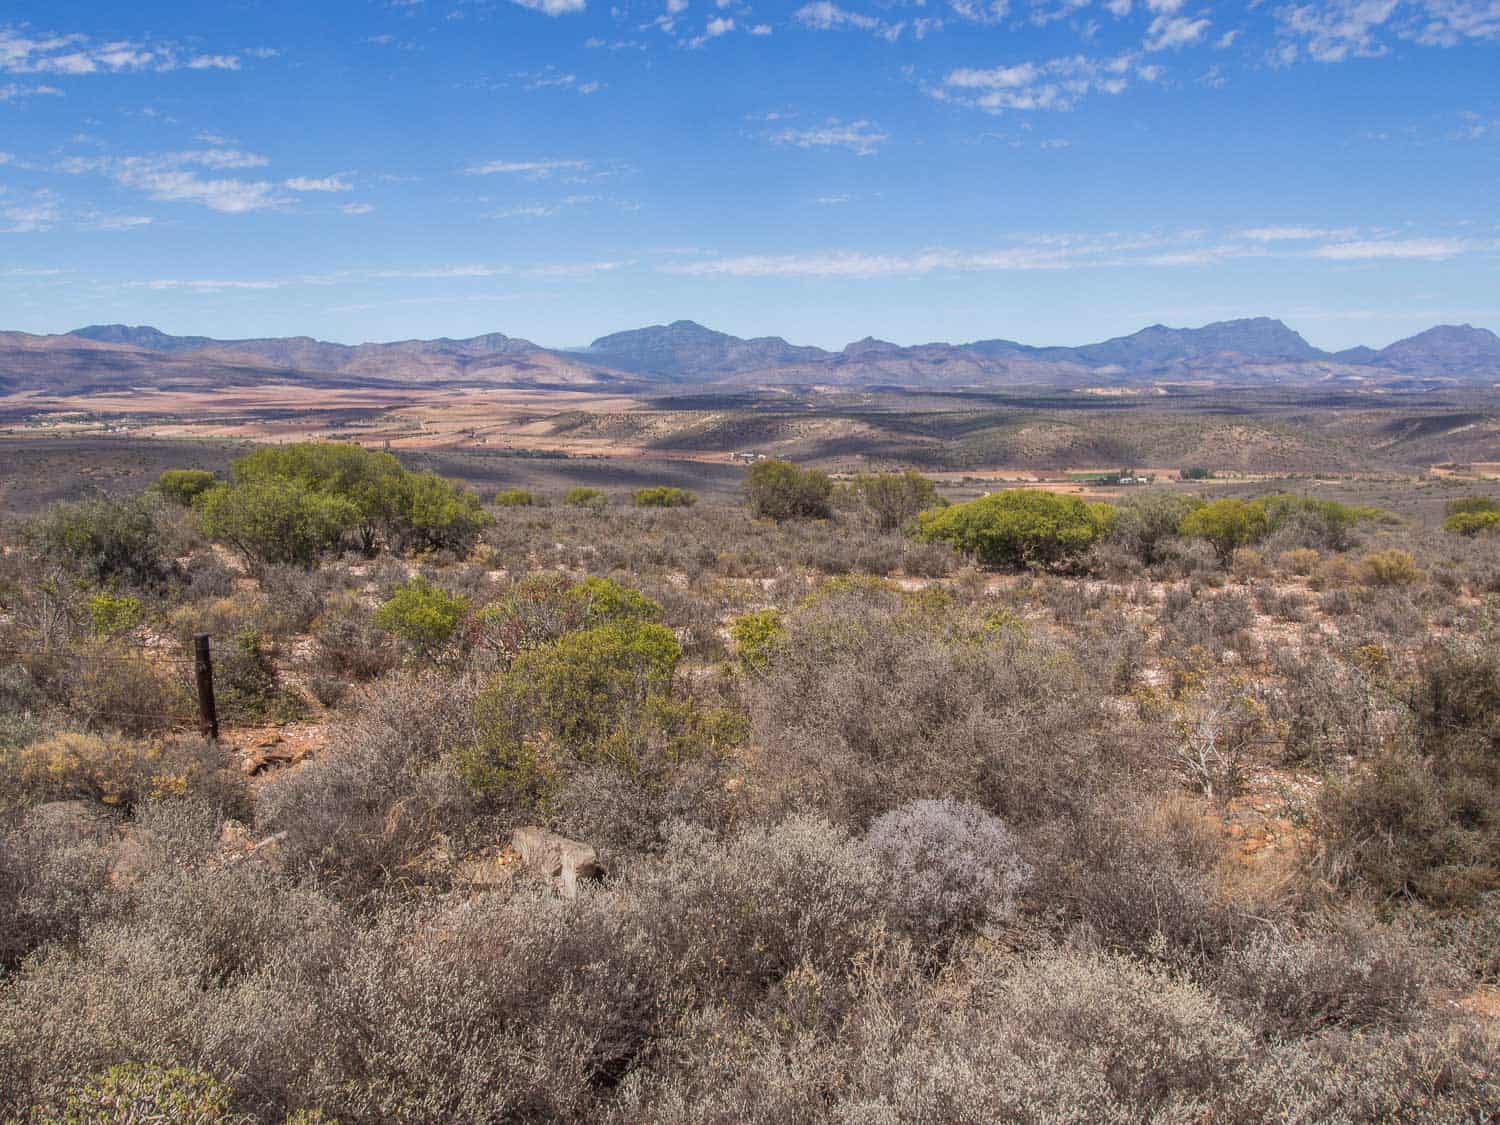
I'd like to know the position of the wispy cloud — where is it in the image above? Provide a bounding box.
[771,118,889,155]
[936,53,1148,113]
[342,202,376,215]
[285,174,354,192]
[0,28,254,77]
[1310,236,1491,260]
[0,81,63,100]
[466,158,590,178]
[794,2,905,41]
[58,149,289,213]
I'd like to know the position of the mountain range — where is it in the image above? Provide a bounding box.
[1,317,1496,398]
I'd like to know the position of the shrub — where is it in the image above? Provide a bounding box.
[493,487,537,507]
[849,470,944,532]
[1360,549,1422,587]
[728,608,785,672]
[917,489,1112,570]
[373,577,469,657]
[859,798,1029,950]
[259,671,481,897]
[0,730,247,816]
[1261,493,1377,552]
[1443,495,1499,517]
[744,460,833,521]
[466,620,682,801]
[154,469,219,506]
[309,594,399,683]
[563,486,608,509]
[67,646,197,739]
[1179,498,1269,565]
[88,593,143,637]
[197,478,356,569]
[26,496,181,592]
[212,630,302,725]
[634,486,697,509]
[1109,492,1197,566]
[1180,466,1214,480]
[54,1063,238,1124]
[1444,509,1500,536]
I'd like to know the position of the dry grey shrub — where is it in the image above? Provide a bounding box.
[0,804,115,971]
[625,816,888,1006]
[746,588,1134,825]
[258,670,484,899]
[1216,916,1451,1036]
[859,798,1029,950]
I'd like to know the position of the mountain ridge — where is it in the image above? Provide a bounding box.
[0,317,1487,397]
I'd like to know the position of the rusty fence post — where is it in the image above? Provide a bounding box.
[193,633,220,742]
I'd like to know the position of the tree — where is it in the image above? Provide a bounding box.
[153,469,218,506]
[1178,498,1270,565]
[851,470,944,532]
[745,460,833,521]
[634,486,698,508]
[916,489,1112,569]
[196,477,357,568]
[396,471,493,554]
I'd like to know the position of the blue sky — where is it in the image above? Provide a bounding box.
[1,0,1496,350]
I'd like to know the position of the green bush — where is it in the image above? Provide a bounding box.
[850,470,944,532]
[1179,498,1270,565]
[745,460,833,521]
[564,486,608,509]
[1180,466,1215,480]
[916,489,1112,570]
[466,620,682,800]
[57,1063,239,1124]
[728,609,785,672]
[154,469,219,506]
[493,488,537,507]
[396,471,493,555]
[1109,493,1198,566]
[26,495,180,592]
[1444,509,1500,536]
[197,478,357,568]
[1444,495,1499,517]
[1360,549,1422,587]
[373,577,469,656]
[634,486,698,509]
[88,593,143,637]
[213,630,303,725]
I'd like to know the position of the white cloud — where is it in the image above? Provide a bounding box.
[794,2,905,40]
[487,203,561,218]
[342,202,376,215]
[0,81,63,100]
[1144,13,1210,49]
[771,118,889,155]
[509,0,588,14]
[750,23,773,34]
[466,158,589,177]
[1311,236,1487,260]
[0,29,259,77]
[1273,0,1399,62]
[816,193,853,204]
[1240,226,1352,241]
[58,149,287,213]
[285,174,353,192]
[128,278,281,292]
[706,16,735,35]
[939,53,1142,113]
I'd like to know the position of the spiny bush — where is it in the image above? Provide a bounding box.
[917,489,1112,570]
[848,469,944,532]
